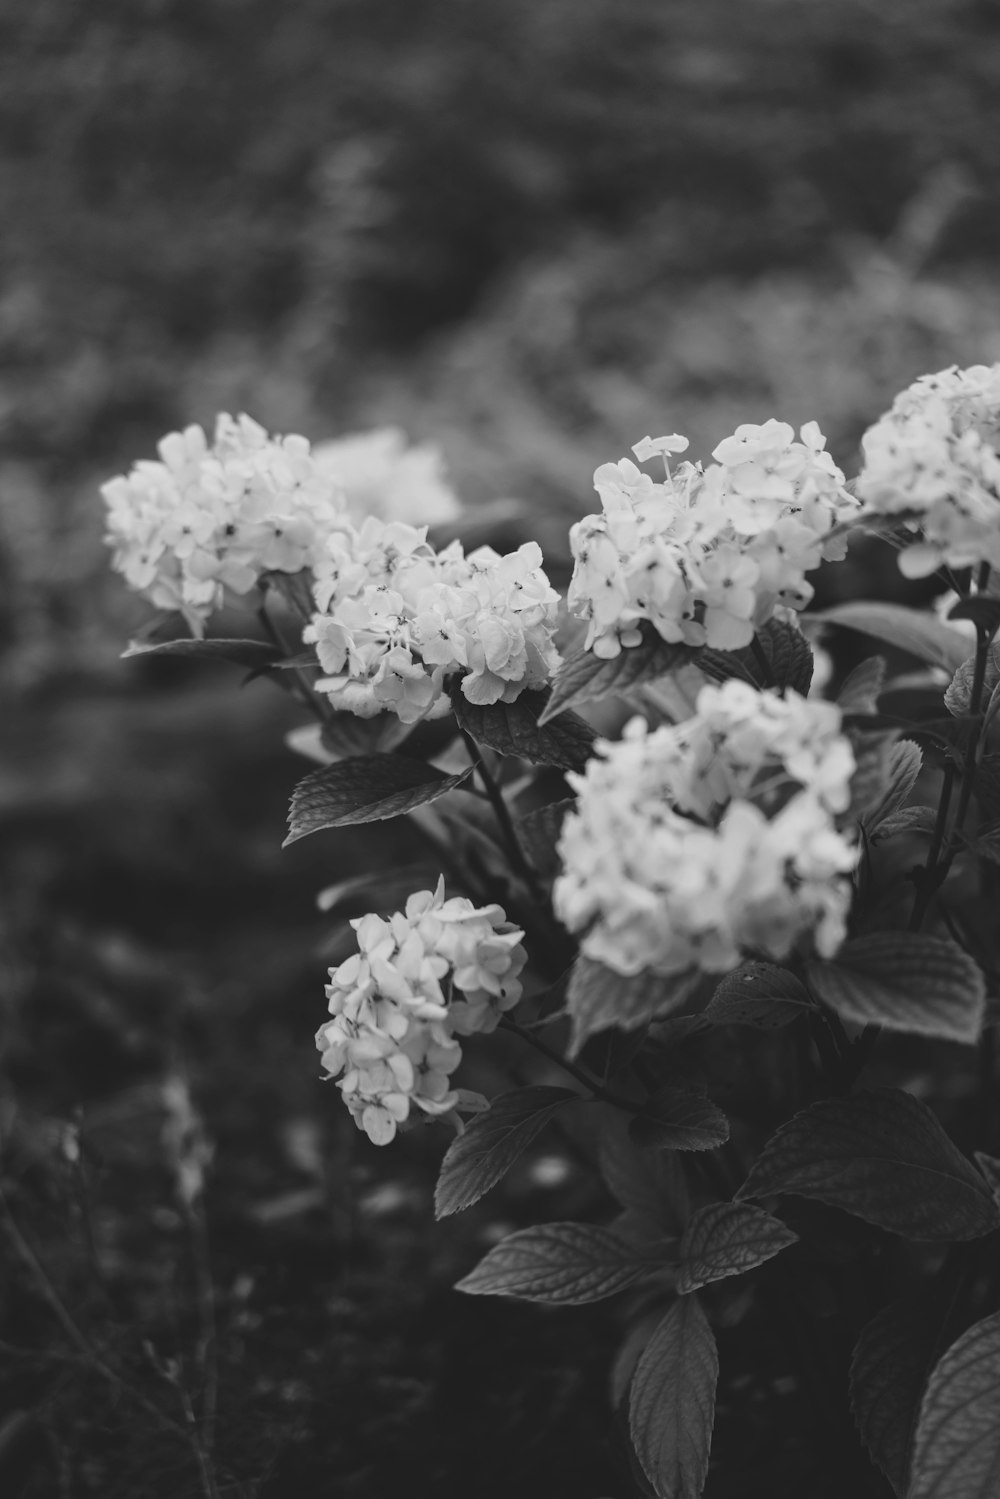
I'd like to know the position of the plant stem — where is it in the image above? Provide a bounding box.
[909,762,956,931]
[909,561,994,929]
[459,726,547,904]
[498,1014,647,1114]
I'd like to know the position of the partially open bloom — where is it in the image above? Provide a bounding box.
[856,363,1000,577]
[102,414,346,633]
[553,688,858,979]
[311,427,461,528]
[316,880,526,1144]
[304,521,561,722]
[567,421,859,657]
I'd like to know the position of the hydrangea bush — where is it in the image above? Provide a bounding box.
[104,375,1000,1498]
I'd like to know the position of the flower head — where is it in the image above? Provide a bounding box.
[856,363,1000,577]
[316,880,526,1144]
[304,525,561,722]
[553,688,858,981]
[102,414,346,633]
[567,420,858,658]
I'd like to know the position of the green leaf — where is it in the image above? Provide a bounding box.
[434,1086,579,1218]
[515,799,575,880]
[850,1294,952,1498]
[284,756,473,844]
[910,1311,1000,1498]
[630,1088,730,1153]
[699,617,813,695]
[453,687,596,772]
[837,655,887,715]
[539,625,701,725]
[629,1296,718,1499]
[944,645,1000,716]
[806,934,985,1044]
[567,958,700,1055]
[122,636,281,668]
[455,1222,656,1305]
[736,1089,1000,1240]
[807,602,970,673]
[704,961,813,1030]
[676,1203,797,1294]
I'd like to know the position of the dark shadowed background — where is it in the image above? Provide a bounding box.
[2,3,999,1495]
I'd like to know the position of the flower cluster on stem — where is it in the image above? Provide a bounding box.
[316,880,527,1144]
[856,362,1000,578]
[567,421,859,657]
[553,683,859,978]
[304,522,561,722]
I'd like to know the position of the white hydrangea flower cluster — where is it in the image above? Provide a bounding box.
[303,520,561,722]
[567,422,860,657]
[102,414,347,633]
[553,686,858,979]
[855,363,1000,578]
[657,679,857,818]
[311,427,461,528]
[315,880,527,1144]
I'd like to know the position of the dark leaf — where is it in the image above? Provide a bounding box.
[973,1152,1000,1205]
[736,1088,1000,1241]
[861,739,924,839]
[455,1222,656,1304]
[848,729,902,820]
[630,1088,730,1153]
[320,711,415,758]
[704,962,813,1030]
[974,754,1000,823]
[284,756,472,844]
[806,934,985,1044]
[261,568,315,620]
[567,958,700,1055]
[699,616,813,694]
[910,1311,1000,1498]
[600,1114,691,1238]
[539,625,701,724]
[837,656,887,715]
[122,636,281,668]
[434,1086,579,1218]
[944,645,1000,716]
[454,687,596,772]
[947,595,1000,639]
[515,798,575,880]
[871,806,938,841]
[850,1294,952,1497]
[677,1203,797,1294]
[807,602,970,673]
[629,1296,718,1499]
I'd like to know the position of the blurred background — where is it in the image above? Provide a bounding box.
[3,1,1000,1494]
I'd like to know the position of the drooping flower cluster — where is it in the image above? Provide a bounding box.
[553,685,858,978]
[567,422,860,657]
[311,427,461,528]
[304,521,561,721]
[315,880,527,1144]
[855,363,1000,578]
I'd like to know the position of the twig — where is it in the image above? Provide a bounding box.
[458,727,547,905]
